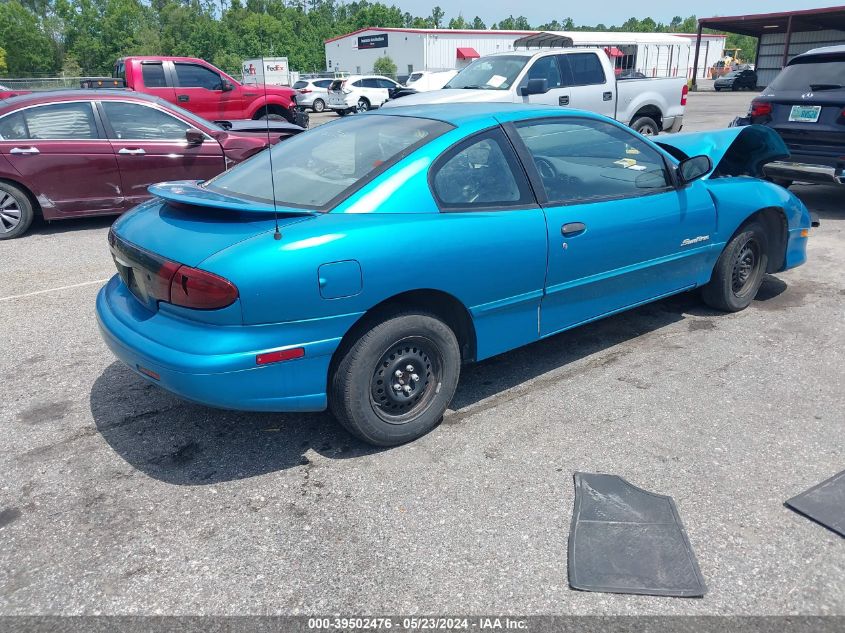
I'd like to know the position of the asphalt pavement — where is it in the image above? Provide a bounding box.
[0,90,842,616]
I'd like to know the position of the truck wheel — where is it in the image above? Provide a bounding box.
[330,312,461,447]
[701,221,769,312]
[631,116,659,136]
[312,99,325,113]
[0,181,35,240]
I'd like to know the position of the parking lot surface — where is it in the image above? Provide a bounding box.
[1,90,843,615]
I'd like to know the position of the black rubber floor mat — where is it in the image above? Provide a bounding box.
[785,470,845,537]
[568,472,707,597]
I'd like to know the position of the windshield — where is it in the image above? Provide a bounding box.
[205,115,452,209]
[769,55,845,91]
[445,55,529,90]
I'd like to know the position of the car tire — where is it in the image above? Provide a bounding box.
[0,181,35,240]
[714,87,721,92]
[631,116,660,136]
[337,109,348,116]
[356,98,370,113]
[330,312,461,447]
[312,99,325,113]
[701,221,769,312]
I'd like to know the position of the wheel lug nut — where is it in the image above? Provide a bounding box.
[394,370,403,377]
[406,365,414,372]
[403,385,411,393]
[393,384,402,391]
[411,374,419,382]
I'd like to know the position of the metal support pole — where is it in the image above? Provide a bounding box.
[782,15,794,67]
[691,22,703,89]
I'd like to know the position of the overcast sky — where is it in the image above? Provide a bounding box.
[394,0,839,27]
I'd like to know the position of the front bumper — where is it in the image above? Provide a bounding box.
[764,161,845,185]
[95,276,359,413]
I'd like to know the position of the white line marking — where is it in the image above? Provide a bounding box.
[0,279,109,302]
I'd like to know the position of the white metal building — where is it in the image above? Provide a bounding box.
[324,28,536,77]
[672,33,727,79]
[695,7,845,87]
[324,28,724,81]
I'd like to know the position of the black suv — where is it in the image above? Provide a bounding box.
[749,45,845,187]
[715,68,758,91]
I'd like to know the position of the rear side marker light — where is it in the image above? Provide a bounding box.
[801,229,809,238]
[137,365,160,381]
[256,347,305,365]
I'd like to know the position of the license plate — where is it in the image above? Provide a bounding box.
[789,105,821,123]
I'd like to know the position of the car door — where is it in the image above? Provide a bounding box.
[516,55,571,107]
[99,100,225,209]
[136,60,177,104]
[428,126,549,357]
[559,52,616,118]
[505,117,716,336]
[172,61,241,121]
[0,101,123,217]
[376,78,399,105]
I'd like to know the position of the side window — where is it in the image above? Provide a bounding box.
[522,56,562,89]
[431,128,533,210]
[566,53,606,86]
[141,63,167,88]
[377,78,396,89]
[2,103,99,140]
[174,63,222,90]
[102,102,192,140]
[514,118,671,204]
[352,80,364,88]
[315,80,332,89]
[362,78,379,88]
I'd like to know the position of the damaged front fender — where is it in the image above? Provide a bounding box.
[656,124,789,179]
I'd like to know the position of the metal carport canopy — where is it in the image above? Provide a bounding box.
[698,6,845,36]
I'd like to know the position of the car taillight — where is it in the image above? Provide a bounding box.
[750,100,772,117]
[681,84,688,106]
[169,265,238,310]
[299,88,311,93]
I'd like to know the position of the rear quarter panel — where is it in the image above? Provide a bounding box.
[617,77,686,125]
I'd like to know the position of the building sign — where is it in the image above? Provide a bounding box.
[358,33,389,49]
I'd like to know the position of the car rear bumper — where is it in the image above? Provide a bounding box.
[327,94,355,110]
[764,160,845,185]
[663,115,683,133]
[95,276,359,413]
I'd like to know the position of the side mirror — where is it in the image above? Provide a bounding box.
[678,155,712,183]
[520,78,549,96]
[185,128,204,146]
[220,80,234,92]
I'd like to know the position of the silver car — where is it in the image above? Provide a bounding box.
[292,78,333,113]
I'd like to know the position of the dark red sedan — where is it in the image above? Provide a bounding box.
[0,90,302,239]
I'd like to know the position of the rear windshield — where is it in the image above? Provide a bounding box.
[329,80,344,91]
[292,80,308,89]
[205,115,452,210]
[408,73,424,82]
[769,54,845,91]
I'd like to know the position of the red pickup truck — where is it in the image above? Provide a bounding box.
[113,57,306,126]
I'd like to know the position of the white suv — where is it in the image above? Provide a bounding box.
[327,75,402,115]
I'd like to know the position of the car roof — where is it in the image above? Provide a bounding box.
[792,44,845,61]
[370,102,609,127]
[0,89,163,111]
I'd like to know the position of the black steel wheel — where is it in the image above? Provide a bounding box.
[702,220,769,312]
[330,312,460,446]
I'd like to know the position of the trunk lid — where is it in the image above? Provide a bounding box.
[110,182,316,310]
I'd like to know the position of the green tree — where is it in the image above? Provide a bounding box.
[0,0,58,74]
[471,16,486,29]
[0,47,7,75]
[429,6,444,29]
[448,14,467,29]
[372,54,396,77]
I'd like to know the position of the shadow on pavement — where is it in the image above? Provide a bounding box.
[90,284,790,485]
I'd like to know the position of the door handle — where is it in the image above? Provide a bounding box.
[9,146,39,155]
[558,95,570,106]
[561,222,586,237]
[177,94,189,102]
[603,91,613,101]
[118,148,146,155]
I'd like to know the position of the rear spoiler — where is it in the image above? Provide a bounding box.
[656,125,789,179]
[148,180,316,215]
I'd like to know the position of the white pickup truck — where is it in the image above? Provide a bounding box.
[383,48,687,135]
